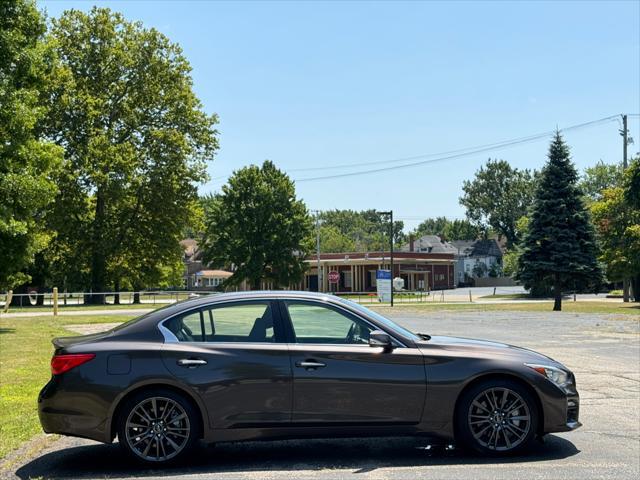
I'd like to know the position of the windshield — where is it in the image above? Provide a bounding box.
[337,297,421,341]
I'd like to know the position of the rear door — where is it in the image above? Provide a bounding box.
[161,300,292,429]
[280,300,426,425]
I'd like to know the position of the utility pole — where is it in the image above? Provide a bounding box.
[621,114,630,302]
[378,210,394,306]
[623,114,628,169]
[315,211,322,292]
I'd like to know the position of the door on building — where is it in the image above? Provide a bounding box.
[308,275,318,292]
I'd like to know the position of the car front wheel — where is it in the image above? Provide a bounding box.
[117,389,199,464]
[456,379,539,455]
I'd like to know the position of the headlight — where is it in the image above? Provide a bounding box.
[525,363,572,388]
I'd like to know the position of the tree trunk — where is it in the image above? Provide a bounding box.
[9,285,27,307]
[35,286,45,306]
[88,188,107,305]
[252,278,261,290]
[553,273,562,311]
[132,284,142,304]
[623,278,630,303]
[631,275,640,303]
[113,280,120,305]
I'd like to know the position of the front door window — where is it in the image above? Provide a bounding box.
[286,302,374,345]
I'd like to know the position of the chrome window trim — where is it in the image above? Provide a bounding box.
[157,295,408,348]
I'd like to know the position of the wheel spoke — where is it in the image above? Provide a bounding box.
[162,403,176,421]
[472,401,491,413]
[472,423,492,439]
[506,401,524,414]
[135,406,154,424]
[165,435,181,451]
[500,389,509,409]
[128,422,149,429]
[502,428,512,449]
[142,437,153,457]
[507,421,527,433]
[470,419,491,425]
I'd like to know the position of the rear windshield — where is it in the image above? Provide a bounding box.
[109,302,179,332]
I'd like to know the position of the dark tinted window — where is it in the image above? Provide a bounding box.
[165,302,278,343]
[285,302,374,345]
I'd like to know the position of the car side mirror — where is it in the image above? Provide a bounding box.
[369,330,393,350]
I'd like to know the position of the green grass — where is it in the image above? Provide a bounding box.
[0,314,136,459]
[372,300,640,315]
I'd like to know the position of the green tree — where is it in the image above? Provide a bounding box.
[318,225,356,253]
[579,160,623,203]
[460,158,536,247]
[626,157,640,208]
[591,158,640,301]
[412,217,480,241]
[201,161,313,289]
[502,250,519,278]
[413,217,450,237]
[518,133,602,311]
[0,0,62,290]
[43,8,218,301]
[317,210,404,252]
[442,219,481,241]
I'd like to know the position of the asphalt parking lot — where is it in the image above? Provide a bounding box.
[5,308,639,480]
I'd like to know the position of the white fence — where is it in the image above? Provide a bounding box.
[0,290,219,311]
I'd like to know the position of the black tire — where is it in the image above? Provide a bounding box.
[455,378,539,455]
[117,388,200,464]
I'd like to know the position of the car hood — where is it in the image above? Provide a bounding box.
[420,335,561,366]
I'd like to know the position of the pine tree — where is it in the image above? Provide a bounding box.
[518,132,602,311]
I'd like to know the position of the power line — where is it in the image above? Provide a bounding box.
[207,114,638,185]
[294,115,625,182]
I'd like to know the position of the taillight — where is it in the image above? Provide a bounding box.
[51,353,96,375]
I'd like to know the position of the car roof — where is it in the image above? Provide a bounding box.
[133,291,342,325]
[177,290,339,307]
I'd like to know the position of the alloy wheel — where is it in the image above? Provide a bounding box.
[467,387,531,451]
[125,396,191,462]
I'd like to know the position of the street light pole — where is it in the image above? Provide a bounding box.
[378,210,394,306]
[312,210,322,292]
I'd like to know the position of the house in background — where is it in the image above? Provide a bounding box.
[180,239,233,290]
[400,234,458,256]
[451,238,504,286]
[193,269,233,289]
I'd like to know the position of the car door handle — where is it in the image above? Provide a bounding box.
[295,360,326,369]
[177,358,207,367]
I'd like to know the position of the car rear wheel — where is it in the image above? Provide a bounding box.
[456,379,539,455]
[117,389,199,464]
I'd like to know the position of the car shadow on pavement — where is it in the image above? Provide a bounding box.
[15,435,580,479]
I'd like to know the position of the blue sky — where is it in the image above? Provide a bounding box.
[41,0,640,230]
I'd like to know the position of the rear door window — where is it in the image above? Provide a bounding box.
[165,301,281,343]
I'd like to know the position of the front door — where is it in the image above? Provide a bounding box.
[161,300,292,429]
[280,300,426,425]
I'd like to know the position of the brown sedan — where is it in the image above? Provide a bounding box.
[38,291,580,464]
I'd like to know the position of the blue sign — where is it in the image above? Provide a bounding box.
[376,270,391,280]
